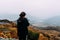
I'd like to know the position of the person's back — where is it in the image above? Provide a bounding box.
[17,12,29,40]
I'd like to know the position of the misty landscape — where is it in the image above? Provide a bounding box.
[0,0,60,40]
[0,16,60,40]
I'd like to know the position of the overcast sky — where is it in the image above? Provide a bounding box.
[0,0,60,20]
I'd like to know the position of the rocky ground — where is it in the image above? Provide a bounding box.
[0,20,60,40]
[28,26,60,40]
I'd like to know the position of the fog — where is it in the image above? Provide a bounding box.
[0,0,60,20]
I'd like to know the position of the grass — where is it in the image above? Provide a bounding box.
[28,30,39,40]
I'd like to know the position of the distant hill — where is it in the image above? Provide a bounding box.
[31,16,60,27]
[44,16,60,26]
[0,19,13,24]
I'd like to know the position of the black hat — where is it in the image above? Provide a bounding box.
[19,12,26,17]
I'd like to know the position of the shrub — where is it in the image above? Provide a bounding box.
[28,30,39,40]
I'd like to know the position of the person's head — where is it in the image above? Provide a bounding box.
[19,12,26,18]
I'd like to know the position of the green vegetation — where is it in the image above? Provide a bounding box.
[28,30,39,40]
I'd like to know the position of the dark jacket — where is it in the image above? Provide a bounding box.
[17,17,29,35]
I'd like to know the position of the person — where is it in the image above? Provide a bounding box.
[17,12,29,40]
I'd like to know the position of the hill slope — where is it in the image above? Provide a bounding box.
[44,16,60,26]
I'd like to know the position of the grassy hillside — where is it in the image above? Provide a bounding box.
[0,20,60,40]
